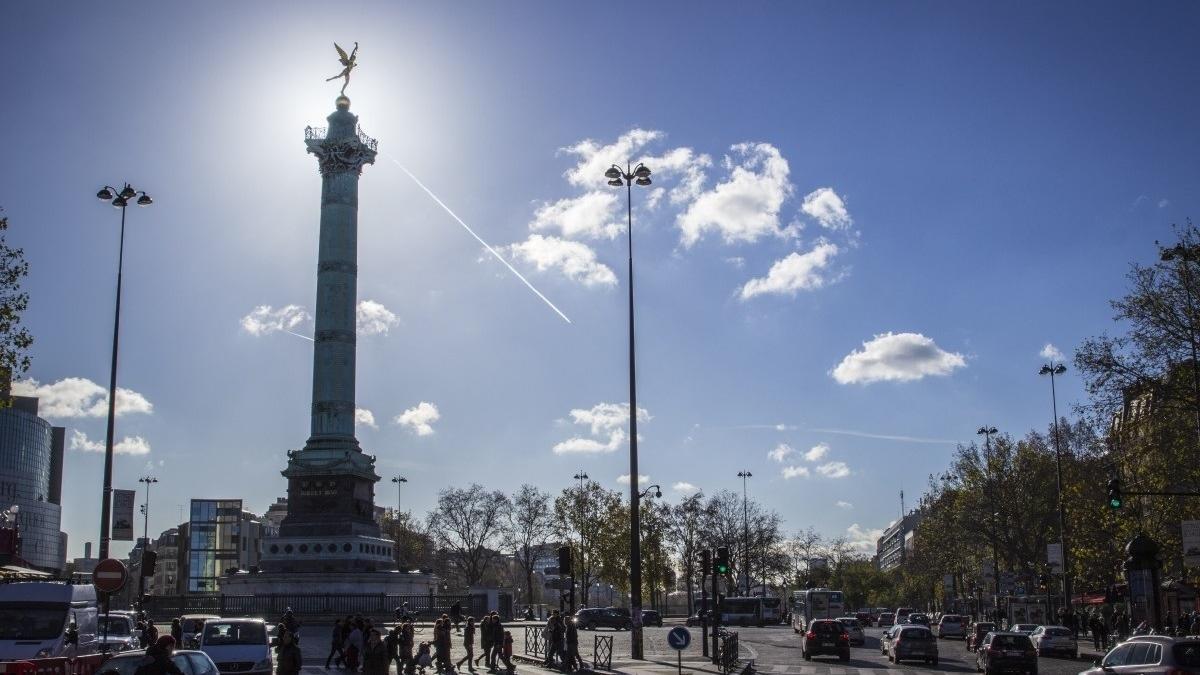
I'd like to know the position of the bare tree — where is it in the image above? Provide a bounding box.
[427,484,511,588]
[669,492,705,614]
[503,484,555,605]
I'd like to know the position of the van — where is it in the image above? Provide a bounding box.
[0,582,98,659]
[199,618,272,675]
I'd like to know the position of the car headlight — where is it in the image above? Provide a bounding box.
[253,658,273,671]
[35,648,52,658]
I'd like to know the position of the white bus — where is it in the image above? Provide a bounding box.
[761,597,783,624]
[695,597,767,627]
[790,588,845,633]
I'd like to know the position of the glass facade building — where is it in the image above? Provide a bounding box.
[187,499,243,592]
[0,396,64,572]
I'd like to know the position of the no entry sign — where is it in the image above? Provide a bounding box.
[93,558,128,594]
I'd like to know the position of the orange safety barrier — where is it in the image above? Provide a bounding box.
[17,654,108,675]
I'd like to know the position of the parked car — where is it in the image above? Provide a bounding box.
[801,619,850,662]
[836,617,865,646]
[574,608,632,631]
[1011,624,1040,635]
[878,612,896,628]
[908,613,931,627]
[975,632,1037,675]
[886,625,939,665]
[1028,625,1076,658]
[198,618,272,675]
[937,614,966,639]
[968,622,997,651]
[641,610,663,628]
[95,649,219,675]
[1079,636,1200,675]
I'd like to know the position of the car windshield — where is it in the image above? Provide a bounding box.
[838,619,859,628]
[880,613,893,619]
[99,616,133,636]
[1173,642,1200,667]
[1043,628,1071,637]
[203,622,266,646]
[900,628,932,639]
[812,622,842,634]
[942,616,961,623]
[976,623,995,632]
[989,635,1032,648]
[0,603,66,640]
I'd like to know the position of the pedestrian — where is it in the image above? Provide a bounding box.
[170,619,182,646]
[277,629,304,675]
[363,630,391,675]
[1089,615,1102,651]
[437,616,454,672]
[476,616,493,669]
[345,620,364,672]
[326,619,346,669]
[565,614,584,672]
[456,617,476,672]
[386,626,401,674]
[499,631,514,674]
[401,620,416,675]
[416,642,433,675]
[489,613,504,671]
[281,608,301,642]
[542,613,558,668]
[548,611,565,669]
[135,636,186,675]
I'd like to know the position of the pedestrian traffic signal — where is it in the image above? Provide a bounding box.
[1107,478,1123,510]
[140,549,157,578]
[700,549,711,576]
[558,546,572,575]
[715,546,730,575]
[1037,573,1048,589]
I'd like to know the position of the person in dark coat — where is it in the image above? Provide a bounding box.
[385,625,401,674]
[400,621,416,675]
[276,629,303,675]
[565,617,584,671]
[170,619,182,646]
[326,619,346,669]
[455,617,476,672]
[362,630,391,675]
[450,602,464,634]
[135,636,185,675]
[488,613,504,671]
[476,617,492,669]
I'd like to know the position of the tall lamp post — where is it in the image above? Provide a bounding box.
[738,470,753,596]
[574,471,589,604]
[1159,241,1200,443]
[95,183,153,560]
[976,426,1002,613]
[391,475,408,515]
[606,161,652,659]
[138,475,157,543]
[1039,361,1073,617]
[638,484,662,611]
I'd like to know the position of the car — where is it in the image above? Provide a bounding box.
[1011,624,1039,636]
[887,625,939,665]
[97,613,141,652]
[573,608,632,631]
[878,612,896,628]
[641,610,663,628]
[181,614,221,649]
[896,607,914,623]
[855,611,873,628]
[198,618,272,675]
[93,649,220,675]
[836,617,865,646]
[881,625,903,656]
[937,614,966,639]
[908,613,931,627]
[801,619,850,661]
[968,622,997,651]
[1079,636,1200,675]
[975,631,1037,675]
[1028,625,1076,658]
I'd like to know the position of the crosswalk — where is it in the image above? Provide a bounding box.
[646,662,936,675]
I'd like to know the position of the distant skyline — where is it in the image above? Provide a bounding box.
[2,2,1198,560]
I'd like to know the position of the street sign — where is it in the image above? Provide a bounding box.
[1047,543,1063,573]
[93,558,128,594]
[668,626,692,650]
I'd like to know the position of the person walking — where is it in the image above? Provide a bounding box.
[363,630,391,675]
[451,602,464,634]
[170,619,182,646]
[345,620,365,672]
[488,613,504,672]
[400,620,416,675]
[476,617,493,670]
[326,619,346,669]
[499,630,514,675]
[565,617,584,672]
[386,626,401,674]
[456,617,476,673]
[135,636,186,675]
[277,630,304,675]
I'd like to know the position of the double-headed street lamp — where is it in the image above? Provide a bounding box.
[976,426,1001,606]
[738,470,753,595]
[574,471,589,603]
[605,161,651,660]
[138,475,157,543]
[1159,242,1200,442]
[95,183,153,560]
[1039,360,1072,616]
[391,475,408,515]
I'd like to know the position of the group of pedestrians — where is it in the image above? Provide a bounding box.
[541,610,585,673]
[325,612,514,674]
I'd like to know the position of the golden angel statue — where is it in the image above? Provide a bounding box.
[326,42,359,96]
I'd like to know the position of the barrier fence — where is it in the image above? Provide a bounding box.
[719,630,740,674]
[141,593,487,621]
[592,634,613,670]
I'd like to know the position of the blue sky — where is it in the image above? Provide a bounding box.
[3,2,1198,560]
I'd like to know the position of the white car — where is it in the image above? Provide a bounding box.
[198,618,272,675]
[837,617,865,645]
[1029,625,1077,658]
[936,614,965,639]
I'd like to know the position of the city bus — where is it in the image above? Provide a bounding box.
[790,588,845,633]
[761,596,783,624]
[694,597,767,626]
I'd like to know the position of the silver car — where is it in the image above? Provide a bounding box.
[1028,625,1076,658]
[837,617,864,646]
[937,614,966,639]
[1079,636,1200,675]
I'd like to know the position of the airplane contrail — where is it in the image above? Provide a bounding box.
[388,157,572,324]
[284,330,314,342]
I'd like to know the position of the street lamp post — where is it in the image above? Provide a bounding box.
[976,426,1002,613]
[574,471,589,605]
[138,475,157,543]
[606,161,652,660]
[738,470,753,596]
[1159,242,1200,443]
[391,475,408,515]
[95,183,153,560]
[1039,361,1073,618]
[638,484,662,611]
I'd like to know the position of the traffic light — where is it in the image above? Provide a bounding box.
[558,546,572,576]
[141,549,158,578]
[715,546,730,575]
[1107,478,1123,510]
[1037,573,1048,589]
[700,549,711,576]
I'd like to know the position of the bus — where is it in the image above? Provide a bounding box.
[694,597,768,627]
[790,588,845,633]
[761,597,783,625]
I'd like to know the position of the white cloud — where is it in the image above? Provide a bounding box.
[673,481,699,494]
[781,465,810,479]
[616,473,650,486]
[803,443,830,462]
[241,304,310,336]
[530,191,622,240]
[725,257,746,269]
[739,241,839,300]
[775,423,794,431]
[845,523,885,555]
[831,332,966,384]
[394,402,440,436]
[768,443,796,463]
[357,300,399,336]
[553,402,649,455]
[355,408,378,430]
[506,235,617,287]
[836,500,853,509]
[678,143,792,247]
[69,430,151,455]
[1040,343,1064,361]
[12,377,153,418]
[552,430,625,455]
[561,129,665,188]
[816,461,851,478]
[801,187,852,230]
[1159,198,1170,209]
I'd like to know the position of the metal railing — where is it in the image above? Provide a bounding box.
[522,625,547,659]
[303,125,378,152]
[593,634,613,670]
[140,593,486,621]
[719,630,740,674]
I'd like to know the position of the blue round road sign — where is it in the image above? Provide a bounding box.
[667,626,691,650]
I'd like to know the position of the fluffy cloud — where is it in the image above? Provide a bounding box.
[836,500,854,509]
[553,430,625,455]
[768,443,796,463]
[1040,343,1064,360]
[781,465,810,479]
[69,430,151,455]
[553,402,650,455]
[355,408,378,430]
[394,402,440,436]
[739,241,839,300]
[241,304,310,336]
[12,377,153,418]
[357,300,399,336]
[801,187,852,230]
[831,332,966,384]
[816,461,851,478]
[678,143,792,247]
[616,474,651,486]
[803,443,830,462]
[845,523,885,555]
[507,235,617,287]
[673,481,700,494]
[530,191,622,240]
[561,129,665,188]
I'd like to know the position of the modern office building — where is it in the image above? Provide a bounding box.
[876,511,923,572]
[150,527,180,596]
[187,499,244,592]
[0,394,66,573]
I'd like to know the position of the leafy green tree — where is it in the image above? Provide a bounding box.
[0,211,32,389]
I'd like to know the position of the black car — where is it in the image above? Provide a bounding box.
[907,613,931,627]
[968,622,997,652]
[801,619,851,661]
[574,607,632,631]
[976,632,1037,675]
[641,610,663,627]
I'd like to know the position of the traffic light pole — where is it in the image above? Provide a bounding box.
[710,563,720,665]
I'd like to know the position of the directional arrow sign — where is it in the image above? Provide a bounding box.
[667,626,691,651]
[93,558,128,594]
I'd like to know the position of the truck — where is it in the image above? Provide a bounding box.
[0,581,99,660]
